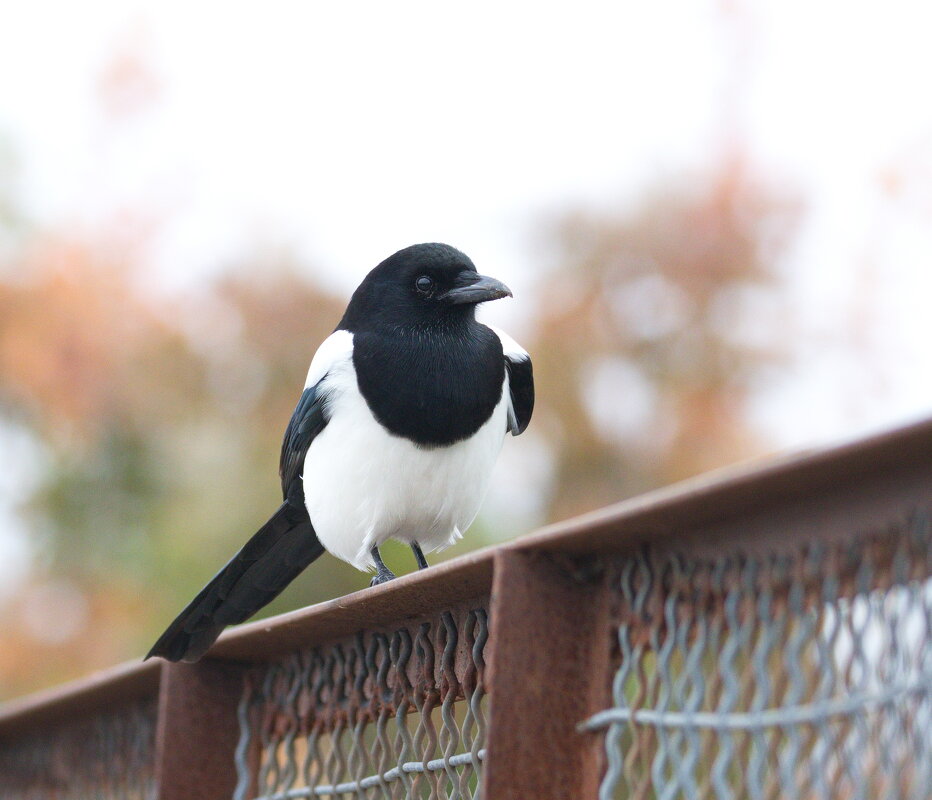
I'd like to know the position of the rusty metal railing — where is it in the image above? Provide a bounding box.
[0,661,161,799]
[1,418,931,799]
[235,605,490,799]
[582,513,931,799]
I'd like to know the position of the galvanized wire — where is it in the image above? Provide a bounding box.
[235,606,489,800]
[0,696,158,800]
[583,511,932,800]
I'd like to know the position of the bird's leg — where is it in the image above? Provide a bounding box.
[369,546,396,586]
[411,542,430,570]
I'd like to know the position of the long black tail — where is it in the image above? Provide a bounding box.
[146,500,324,663]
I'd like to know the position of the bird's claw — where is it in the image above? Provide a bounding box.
[370,570,396,587]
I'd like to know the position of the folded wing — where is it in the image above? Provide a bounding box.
[490,325,534,436]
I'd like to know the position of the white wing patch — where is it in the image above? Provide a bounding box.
[304,329,355,389]
[503,370,519,435]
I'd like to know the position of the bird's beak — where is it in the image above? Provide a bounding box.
[443,273,513,305]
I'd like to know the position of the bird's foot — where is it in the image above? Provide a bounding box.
[369,546,396,586]
[370,569,396,587]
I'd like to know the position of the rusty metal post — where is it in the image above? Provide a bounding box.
[154,659,247,800]
[483,549,613,799]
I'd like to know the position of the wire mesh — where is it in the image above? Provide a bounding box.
[583,511,932,800]
[234,604,489,800]
[0,696,158,800]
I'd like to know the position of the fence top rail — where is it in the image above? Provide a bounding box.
[0,657,160,740]
[511,415,932,558]
[208,540,495,662]
[1,415,931,736]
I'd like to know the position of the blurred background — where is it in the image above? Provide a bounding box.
[1,1,930,698]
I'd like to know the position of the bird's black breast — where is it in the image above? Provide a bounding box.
[351,323,505,447]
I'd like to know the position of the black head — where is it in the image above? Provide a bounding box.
[338,243,511,332]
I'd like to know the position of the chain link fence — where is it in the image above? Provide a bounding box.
[1,421,930,799]
[0,697,158,800]
[582,512,932,800]
[234,605,489,800]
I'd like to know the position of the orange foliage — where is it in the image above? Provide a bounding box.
[0,238,169,436]
[529,158,800,519]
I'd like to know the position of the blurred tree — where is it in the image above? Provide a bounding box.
[528,157,800,520]
[0,235,363,695]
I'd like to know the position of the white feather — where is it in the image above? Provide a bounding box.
[487,324,529,362]
[302,342,509,571]
[304,329,354,389]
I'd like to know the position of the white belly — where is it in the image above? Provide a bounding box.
[302,358,509,571]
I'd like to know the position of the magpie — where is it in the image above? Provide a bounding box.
[147,243,534,662]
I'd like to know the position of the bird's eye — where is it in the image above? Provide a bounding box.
[415,275,434,294]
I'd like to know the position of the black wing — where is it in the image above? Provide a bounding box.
[505,354,534,436]
[279,382,329,501]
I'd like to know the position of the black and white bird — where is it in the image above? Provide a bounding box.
[147,243,533,662]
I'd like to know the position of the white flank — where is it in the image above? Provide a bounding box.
[302,344,510,571]
[304,329,354,389]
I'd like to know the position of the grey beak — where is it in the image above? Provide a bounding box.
[444,274,513,305]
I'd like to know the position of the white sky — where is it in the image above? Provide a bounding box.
[0,0,930,456]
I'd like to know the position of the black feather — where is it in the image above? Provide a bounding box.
[147,385,330,663]
[279,384,328,499]
[145,497,323,662]
[351,326,505,447]
[505,355,534,436]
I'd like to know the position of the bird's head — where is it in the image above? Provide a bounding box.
[339,243,512,332]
